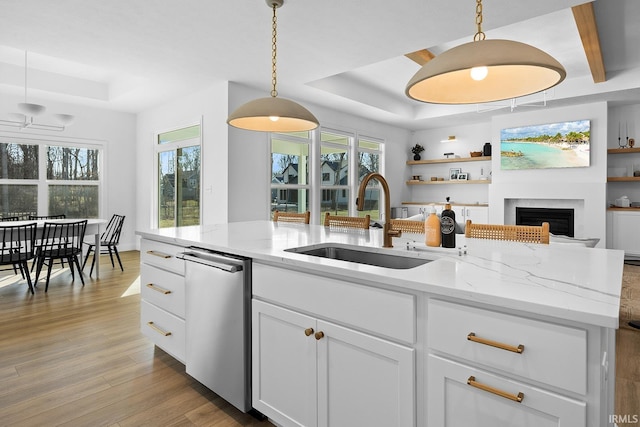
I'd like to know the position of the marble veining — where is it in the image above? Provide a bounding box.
[136,220,624,328]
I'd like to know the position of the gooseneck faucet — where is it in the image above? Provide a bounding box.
[356,172,401,248]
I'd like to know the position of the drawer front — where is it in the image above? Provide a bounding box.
[141,300,186,363]
[140,264,185,318]
[140,239,185,275]
[427,354,586,427]
[253,263,415,344]
[427,299,587,395]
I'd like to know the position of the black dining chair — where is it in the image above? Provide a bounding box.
[28,214,66,220]
[34,220,87,292]
[0,216,24,275]
[82,214,125,276]
[0,222,37,294]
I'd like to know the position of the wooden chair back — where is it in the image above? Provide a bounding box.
[324,213,370,229]
[273,210,310,224]
[465,220,550,244]
[389,219,425,234]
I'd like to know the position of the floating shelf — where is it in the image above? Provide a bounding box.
[406,179,491,185]
[607,147,640,154]
[407,156,491,165]
[607,176,640,182]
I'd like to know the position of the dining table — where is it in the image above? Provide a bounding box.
[1,218,108,281]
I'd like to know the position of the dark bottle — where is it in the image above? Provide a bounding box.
[483,142,492,156]
[441,197,456,248]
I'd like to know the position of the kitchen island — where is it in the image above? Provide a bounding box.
[137,220,624,427]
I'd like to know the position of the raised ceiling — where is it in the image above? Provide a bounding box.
[0,0,639,130]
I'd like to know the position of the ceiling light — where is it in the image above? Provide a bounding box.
[0,51,75,132]
[227,0,318,132]
[406,0,566,104]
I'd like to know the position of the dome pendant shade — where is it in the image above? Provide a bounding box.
[406,39,566,104]
[227,96,319,132]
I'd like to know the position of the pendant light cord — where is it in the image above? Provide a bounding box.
[474,0,485,41]
[270,3,278,98]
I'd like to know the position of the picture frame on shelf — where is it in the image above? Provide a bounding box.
[457,173,468,180]
[449,168,461,180]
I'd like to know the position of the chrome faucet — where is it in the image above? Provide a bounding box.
[356,172,401,248]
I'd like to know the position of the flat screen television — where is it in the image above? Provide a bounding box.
[500,119,590,170]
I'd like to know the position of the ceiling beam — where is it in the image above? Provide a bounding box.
[572,2,606,83]
[405,49,435,66]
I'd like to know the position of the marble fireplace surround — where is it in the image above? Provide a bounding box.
[505,198,584,237]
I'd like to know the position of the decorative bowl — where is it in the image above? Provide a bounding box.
[470,151,482,157]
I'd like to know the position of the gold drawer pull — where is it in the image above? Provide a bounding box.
[467,376,524,403]
[467,332,525,354]
[315,331,325,340]
[146,283,171,295]
[147,321,172,337]
[304,328,314,336]
[146,250,172,259]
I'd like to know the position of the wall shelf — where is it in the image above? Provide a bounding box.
[407,156,491,165]
[607,176,640,182]
[607,147,640,154]
[407,179,491,185]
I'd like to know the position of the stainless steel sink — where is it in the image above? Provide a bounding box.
[285,244,431,269]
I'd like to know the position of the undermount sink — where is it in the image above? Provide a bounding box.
[285,244,431,269]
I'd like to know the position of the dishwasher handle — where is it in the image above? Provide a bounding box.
[178,251,243,273]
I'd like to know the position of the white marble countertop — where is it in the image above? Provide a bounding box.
[136,221,624,329]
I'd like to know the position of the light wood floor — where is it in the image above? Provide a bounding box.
[1,251,639,426]
[0,251,272,427]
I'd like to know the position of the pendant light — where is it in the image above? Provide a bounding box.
[405,0,566,104]
[227,0,318,132]
[0,51,75,131]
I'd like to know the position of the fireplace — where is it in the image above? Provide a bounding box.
[516,207,575,237]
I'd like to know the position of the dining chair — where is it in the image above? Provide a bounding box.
[465,220,550,244]
[0,222,37,294]
[273,210,310,224]
[34,220,88,292]
[82,214,125,276]
[389,219,425,234]
[324,212,370,229]
[28,214,66,220]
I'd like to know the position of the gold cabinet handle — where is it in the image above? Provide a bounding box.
[146,250,172,259]
[304,327,314,336]
[467,376,524,403]
[467,332,524,354]
[315,331,325,340]
[147,321,172,337]
[146,283,171,295]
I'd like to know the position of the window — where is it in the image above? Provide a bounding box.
[0,140,101,218]
[357,137,383,221]
[270,132,310,217]
[320,130,350,219]
[156,125,201,228]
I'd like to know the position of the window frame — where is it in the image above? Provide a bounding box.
[153,121,202,229]
[0,135,104,218]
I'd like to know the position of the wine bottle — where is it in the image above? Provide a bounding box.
[441,197,456,248]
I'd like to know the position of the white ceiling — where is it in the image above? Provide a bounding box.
[1,0,639,130]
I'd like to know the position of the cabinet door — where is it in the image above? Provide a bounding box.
[611,211,640,256]
[317,320,415,427]
[252,300,317,427]
[465,206,489,224]
[427,355,586,427]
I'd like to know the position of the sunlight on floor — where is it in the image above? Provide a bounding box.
[0,267,69,289]
[121,275,141,297]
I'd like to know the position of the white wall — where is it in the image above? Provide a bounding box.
[0,94,138,250]
[489,102,608,244]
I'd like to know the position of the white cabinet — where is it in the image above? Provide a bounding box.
[426,299,607,427]
[431,205,489,232]
[139,238,186,362]
[252,264,416,427]
[608,210,640,257]
[427,355,586,427]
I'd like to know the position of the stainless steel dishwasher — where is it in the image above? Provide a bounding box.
[179,247,252,414]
